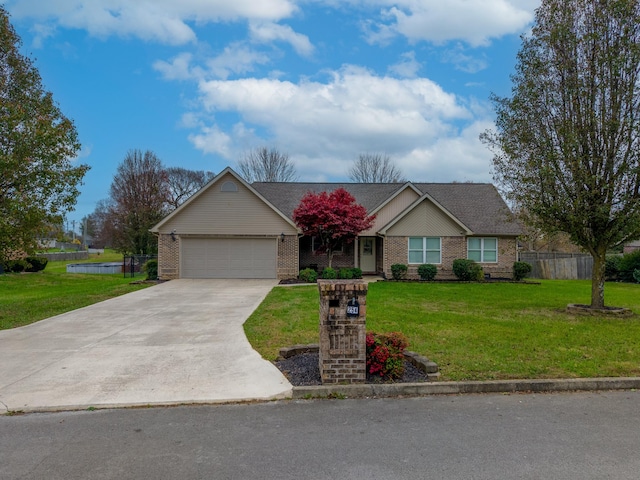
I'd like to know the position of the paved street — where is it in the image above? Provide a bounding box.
[1,391,638,479]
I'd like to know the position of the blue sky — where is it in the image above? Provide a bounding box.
[5,0,539,230]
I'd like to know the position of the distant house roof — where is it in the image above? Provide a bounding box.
[252,181,521,237]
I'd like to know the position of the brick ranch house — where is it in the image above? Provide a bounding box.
[151,167,522,280]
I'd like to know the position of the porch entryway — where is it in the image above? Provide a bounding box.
[359,237,376,273]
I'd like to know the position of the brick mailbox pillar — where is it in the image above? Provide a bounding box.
[318,279,368,384]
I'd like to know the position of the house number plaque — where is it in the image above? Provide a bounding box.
[346,298,360,317]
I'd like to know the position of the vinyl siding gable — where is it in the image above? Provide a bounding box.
[156,172,296,235]
[362,187,420,235]
[387,198,464,237]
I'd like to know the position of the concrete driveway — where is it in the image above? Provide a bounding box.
[0,279,292,412]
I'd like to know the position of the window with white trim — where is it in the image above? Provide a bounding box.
[408,237,441,264]
[467,237,497,263]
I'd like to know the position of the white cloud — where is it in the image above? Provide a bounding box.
[188,124,233,157]
[442,45,488,74]
[388,51,422,78]
[154,44,273,81]
[187,66,491,181]
[205,44,272,80]
[249,21,314,57]
[6,0,298,45]
[153,53,202,81]
[364,0,535,47]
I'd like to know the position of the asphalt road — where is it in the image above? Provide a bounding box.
[1,391,638,480]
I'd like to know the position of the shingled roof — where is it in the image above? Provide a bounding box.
[251,181,521,236]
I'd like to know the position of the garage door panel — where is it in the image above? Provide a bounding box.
[181,238,276,279]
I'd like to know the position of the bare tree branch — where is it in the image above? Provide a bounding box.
[237,147,298,182]
[164,167,215,210]
[349,153,405,183]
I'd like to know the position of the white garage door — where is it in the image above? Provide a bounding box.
[181,238,277,279]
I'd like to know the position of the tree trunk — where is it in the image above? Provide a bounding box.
[327,249,333,269]
[590,250,606,309]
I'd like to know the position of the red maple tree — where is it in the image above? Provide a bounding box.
[293,188,375,268]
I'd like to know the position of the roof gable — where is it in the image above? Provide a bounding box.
[151,167,297,233]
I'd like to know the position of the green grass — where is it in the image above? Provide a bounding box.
[0,251,152,330]
[243,280,640,381]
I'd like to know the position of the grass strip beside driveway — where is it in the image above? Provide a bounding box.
[0,255,152,330]
[243,280,640,382]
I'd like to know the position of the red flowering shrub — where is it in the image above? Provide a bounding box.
[365,331,408,379]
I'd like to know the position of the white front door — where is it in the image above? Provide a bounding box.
[359,237,376,273]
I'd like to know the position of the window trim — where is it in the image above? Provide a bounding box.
[467,237,498,263]
[408,237,442,265]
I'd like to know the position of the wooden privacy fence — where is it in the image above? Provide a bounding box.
[519,252,593,280]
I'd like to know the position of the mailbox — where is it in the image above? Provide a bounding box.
[346,297,360,317]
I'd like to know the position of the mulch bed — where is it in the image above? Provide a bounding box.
[275,352,429,386]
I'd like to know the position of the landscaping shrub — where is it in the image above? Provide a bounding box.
[512,261,532,281]
[417,263,437,281]
[321,267,337,279]
[618,250,640,282]
[25,256,48,272]
[4,259,30,273]
[298,268,318,283]
[390,263,408,280]
[452,258,484,281]
[605,255,623,281]
[365,331,408,379]
[351,267,362,279]
[338,268,354,279]
[143,259,158,280]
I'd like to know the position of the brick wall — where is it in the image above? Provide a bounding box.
[383,236,518,280]
[318,280,367,384]
[158,233,180,280]
[277,235,299,279]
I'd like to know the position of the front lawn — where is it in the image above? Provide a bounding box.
[0,252,152,330]
[244,280,640,381]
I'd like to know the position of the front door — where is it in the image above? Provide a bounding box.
[359,237,376,273]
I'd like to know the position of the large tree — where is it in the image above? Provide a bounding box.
[237,147,297,182]
[481,0,640,309]
[164,166,214,210]
[349,153,404,183]
[293,188,375,268]
[0,7,88,261]
[109,149,167,254]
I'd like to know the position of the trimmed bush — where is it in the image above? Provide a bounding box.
[351,267,362,279]
[605,255,623,281]
[338,268,354,279]
[417,263,437,281]
[299,268,318,283]
[25,256,48,272]
[452,258,484,281]
[390,263,408,280]
[366,331,408,379]
[513,261,532,281]
[618,250,640,282]
[5,259,30,273]
[143,259,158,280]
[321,267,337,279]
